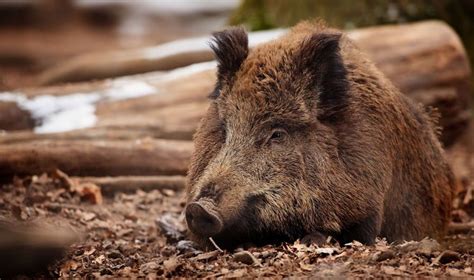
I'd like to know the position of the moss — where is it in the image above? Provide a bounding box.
[228,0,276,31]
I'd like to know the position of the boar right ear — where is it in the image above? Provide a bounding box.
[295,33,349,121]
[209,27,249,99]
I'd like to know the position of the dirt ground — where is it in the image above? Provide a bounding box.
[0,138,472,279]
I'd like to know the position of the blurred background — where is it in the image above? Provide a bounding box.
[0,0,238,90]
[232,0,474,75]
[0,0,473,91]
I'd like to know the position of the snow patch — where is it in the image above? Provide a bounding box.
[0,80,156,134]
[158,61,217,82]
[35,104,97,134]
[104,79,156,101]
[248,29,288,47]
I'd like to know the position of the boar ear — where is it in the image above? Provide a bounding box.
[295,33,348,120]
[209,27,249,99]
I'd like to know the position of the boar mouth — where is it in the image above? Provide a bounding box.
[186,196,308,250]
[210,220,305,250]
[186,194,312,250]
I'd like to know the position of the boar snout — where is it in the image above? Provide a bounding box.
[185,200,223,237]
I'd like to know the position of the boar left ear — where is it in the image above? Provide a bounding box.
[209,27,249,99]
[295,33,348,120]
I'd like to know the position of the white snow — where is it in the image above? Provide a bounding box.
[103,79,156,101]
[157,61,217,82]
[0,79,156,134]
[35,104,97,134]
[248,29,288,47]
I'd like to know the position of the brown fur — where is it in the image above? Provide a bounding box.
[185,21,455,249]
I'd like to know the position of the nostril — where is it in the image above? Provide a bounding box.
[185,201,223,237]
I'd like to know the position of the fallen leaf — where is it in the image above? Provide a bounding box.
[381,266,403,276]
[61,260,79,271]
[190,250,219,262]
[52,169,74,190]
[162,189,175,197]
[397,238,440,257]
[163,257,179,273]
[53,170,102,204]
[176,240,201,255]
[433,250,461,264]
[94,254,106,265]
[11,204,28,220]
[81,212,96,222]
[315,247,339,256]
[140,261,159,274]
[156,213,185,241]
[73,182,103,205]
[233,250,262,266]
[299,261,314,272]
[226,268,247,278]
[372,249,396,262]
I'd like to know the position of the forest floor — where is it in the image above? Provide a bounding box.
[1,137,473,279]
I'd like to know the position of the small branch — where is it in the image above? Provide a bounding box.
[209,237,224,253]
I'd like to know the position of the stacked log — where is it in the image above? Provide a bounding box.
[0,20,471,181]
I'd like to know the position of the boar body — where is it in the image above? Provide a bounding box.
[185,21,455,249]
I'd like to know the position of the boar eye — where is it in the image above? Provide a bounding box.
[267,129,287,145]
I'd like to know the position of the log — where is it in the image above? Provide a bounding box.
[0,139,193,179]
[0,63,215,133]
[95,68,214,117]
[448,221,474,235]
[0,124,197,144]
[76,175,186,196]
[0,100,208,144]
[97,101,209,131]
[36,29,285,85]
[349,21,471,145]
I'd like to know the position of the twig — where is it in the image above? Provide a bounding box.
[209,237,224,252]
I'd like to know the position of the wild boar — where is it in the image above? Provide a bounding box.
[185,21,455,249]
